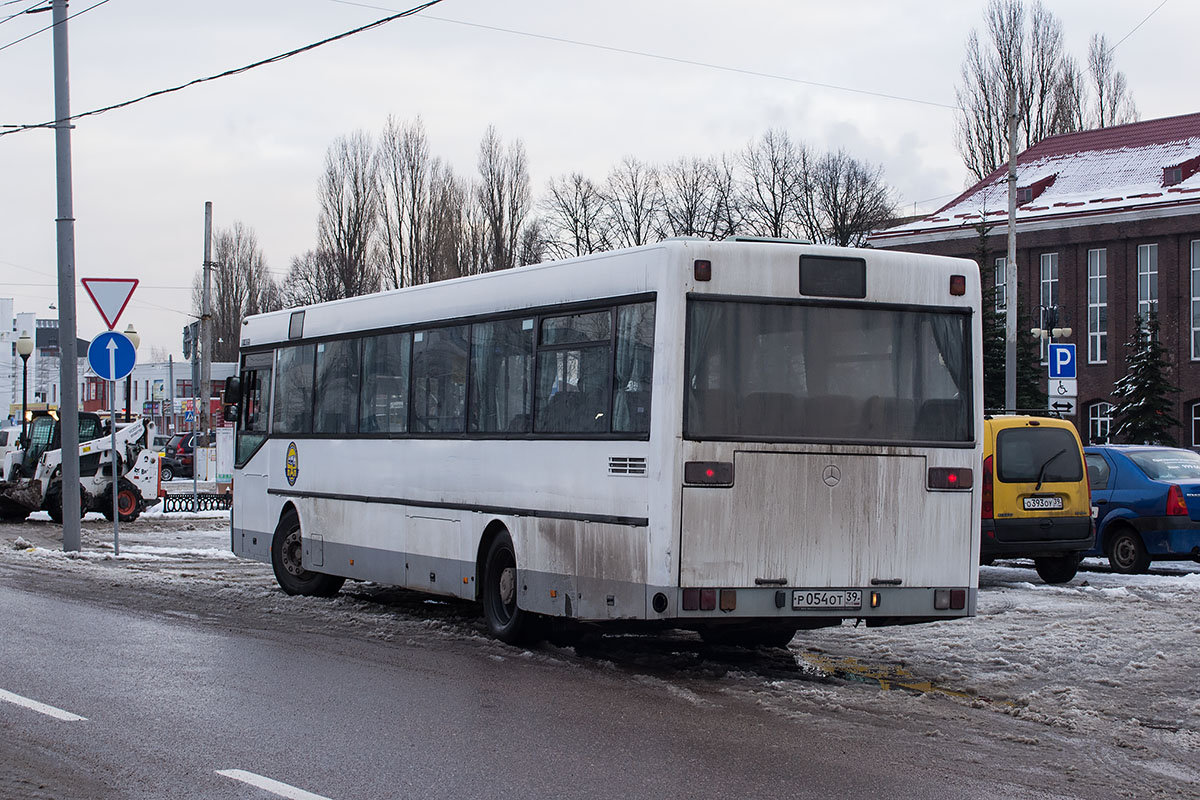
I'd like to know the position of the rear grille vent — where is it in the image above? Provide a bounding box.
[608,456,647,476]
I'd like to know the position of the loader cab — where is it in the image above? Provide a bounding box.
[16,412,105,478]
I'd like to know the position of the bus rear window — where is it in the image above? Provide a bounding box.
[684,299,972,444]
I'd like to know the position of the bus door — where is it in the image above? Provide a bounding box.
[232,351,274,559]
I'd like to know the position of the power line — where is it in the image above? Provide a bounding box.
[0,0,446,135]
[1111,0,1169,52]
[0,0,107,54]
[0,1,48,28]
[330,0,960,111]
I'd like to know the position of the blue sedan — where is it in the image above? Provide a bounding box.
[1084,445,1200,573]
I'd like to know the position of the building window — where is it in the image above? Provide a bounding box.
[1039,253,1059,363]
[1088,249,1107,363]
[1089,401,1113,444]
[1192,402,1200,448]
[994,257,1006,312]
[1165,167,1183,186]
[1192,241,1200,360]
[1138,243,1158,319]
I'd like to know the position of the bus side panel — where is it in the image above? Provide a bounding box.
[516,518,649,620]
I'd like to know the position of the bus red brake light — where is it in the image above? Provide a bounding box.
[694,259,712,281]
[684,461,733,487]
[1167,484,1188,516]
[950,274,966,296]
[928,467,972,490]
[981,456,994,519]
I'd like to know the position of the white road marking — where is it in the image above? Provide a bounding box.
[0,688,87,721]
[216,769,334,800]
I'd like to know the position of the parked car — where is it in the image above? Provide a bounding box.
[163,433,197,480]
[159,454,189,482]
[1084,445,1200,573]
[980,414,1093,583]
[151,435,172,457]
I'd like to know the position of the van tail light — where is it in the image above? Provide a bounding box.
[981,455,994,519]
[1167,484,1188,516]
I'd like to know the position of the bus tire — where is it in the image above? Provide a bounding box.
[271,510,345,597]
[482,531,534,645]
[1106,526,1150,574]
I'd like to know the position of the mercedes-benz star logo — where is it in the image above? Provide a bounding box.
[822,464,841,487]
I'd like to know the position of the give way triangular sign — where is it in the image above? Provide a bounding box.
[81,278,138,331]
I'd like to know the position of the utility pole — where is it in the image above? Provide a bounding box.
[201,203,213,447]
[1005,86,1019,412]
[52,0,81,551]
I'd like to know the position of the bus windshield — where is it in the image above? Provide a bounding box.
[684,299,972,443]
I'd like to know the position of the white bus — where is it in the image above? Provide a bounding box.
[227,238,982,646]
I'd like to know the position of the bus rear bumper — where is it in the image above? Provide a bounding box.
[656,585,977,623]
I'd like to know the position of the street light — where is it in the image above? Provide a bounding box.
[123,323,140,421]
[16,330,33,443]
[1030,305,1072,341]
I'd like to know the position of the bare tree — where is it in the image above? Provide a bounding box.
[658,156,715,239]
[377,115,429,289]
[811,150,897,247]
[314,131,382,299]
[740,129,808,240]
[282,249,341,307]
[476,126,531,272]
[603,156,661,249]
[1087,34,1138,128]
[955,0,1138,181]
[541,172,612,258]
[192,223,281,361]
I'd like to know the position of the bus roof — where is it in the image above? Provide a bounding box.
[240,239,977,349]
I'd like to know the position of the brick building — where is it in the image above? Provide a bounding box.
[869,112,1200,446]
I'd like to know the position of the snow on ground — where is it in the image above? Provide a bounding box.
[2,517,1197,786]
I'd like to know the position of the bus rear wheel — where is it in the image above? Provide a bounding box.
[271,510,344,597]
[482,531,534,645]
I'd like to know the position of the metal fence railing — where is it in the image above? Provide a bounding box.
[161,493,232,513]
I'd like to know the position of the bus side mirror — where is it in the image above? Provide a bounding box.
[223,404,239,423]
[224,376,242,405]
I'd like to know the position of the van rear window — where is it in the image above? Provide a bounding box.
[996,427,1083,483]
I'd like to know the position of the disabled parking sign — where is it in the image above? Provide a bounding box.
[1048,343,1076,380]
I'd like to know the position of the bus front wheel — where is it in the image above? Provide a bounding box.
[271,510,345,597]
[482,531,534,645]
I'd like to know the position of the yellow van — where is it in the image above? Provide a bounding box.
[981,414,1093,583]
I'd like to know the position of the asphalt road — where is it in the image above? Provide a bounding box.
[0,521,1186,799]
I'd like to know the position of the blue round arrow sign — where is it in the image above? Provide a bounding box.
[88,331,137,381]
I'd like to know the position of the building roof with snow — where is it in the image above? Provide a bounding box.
[870,111,1200,247]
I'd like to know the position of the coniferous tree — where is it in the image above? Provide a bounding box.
[1111,313,1180,445]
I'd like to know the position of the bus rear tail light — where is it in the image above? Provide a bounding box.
[684,461,733,487]
[1167,484,1189,516]
[694,259,712,281]
[950,274,966,296]
[934,589,967,610]
[719,589,736,611]
[928,467,972,490]
[681,588,720,611]
[981,456,994,519]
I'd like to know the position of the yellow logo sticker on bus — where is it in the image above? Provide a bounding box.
[285,442,299,485]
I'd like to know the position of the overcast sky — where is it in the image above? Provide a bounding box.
[1,0,1194,359]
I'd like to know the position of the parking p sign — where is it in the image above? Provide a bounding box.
[1048,343,1077,380]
